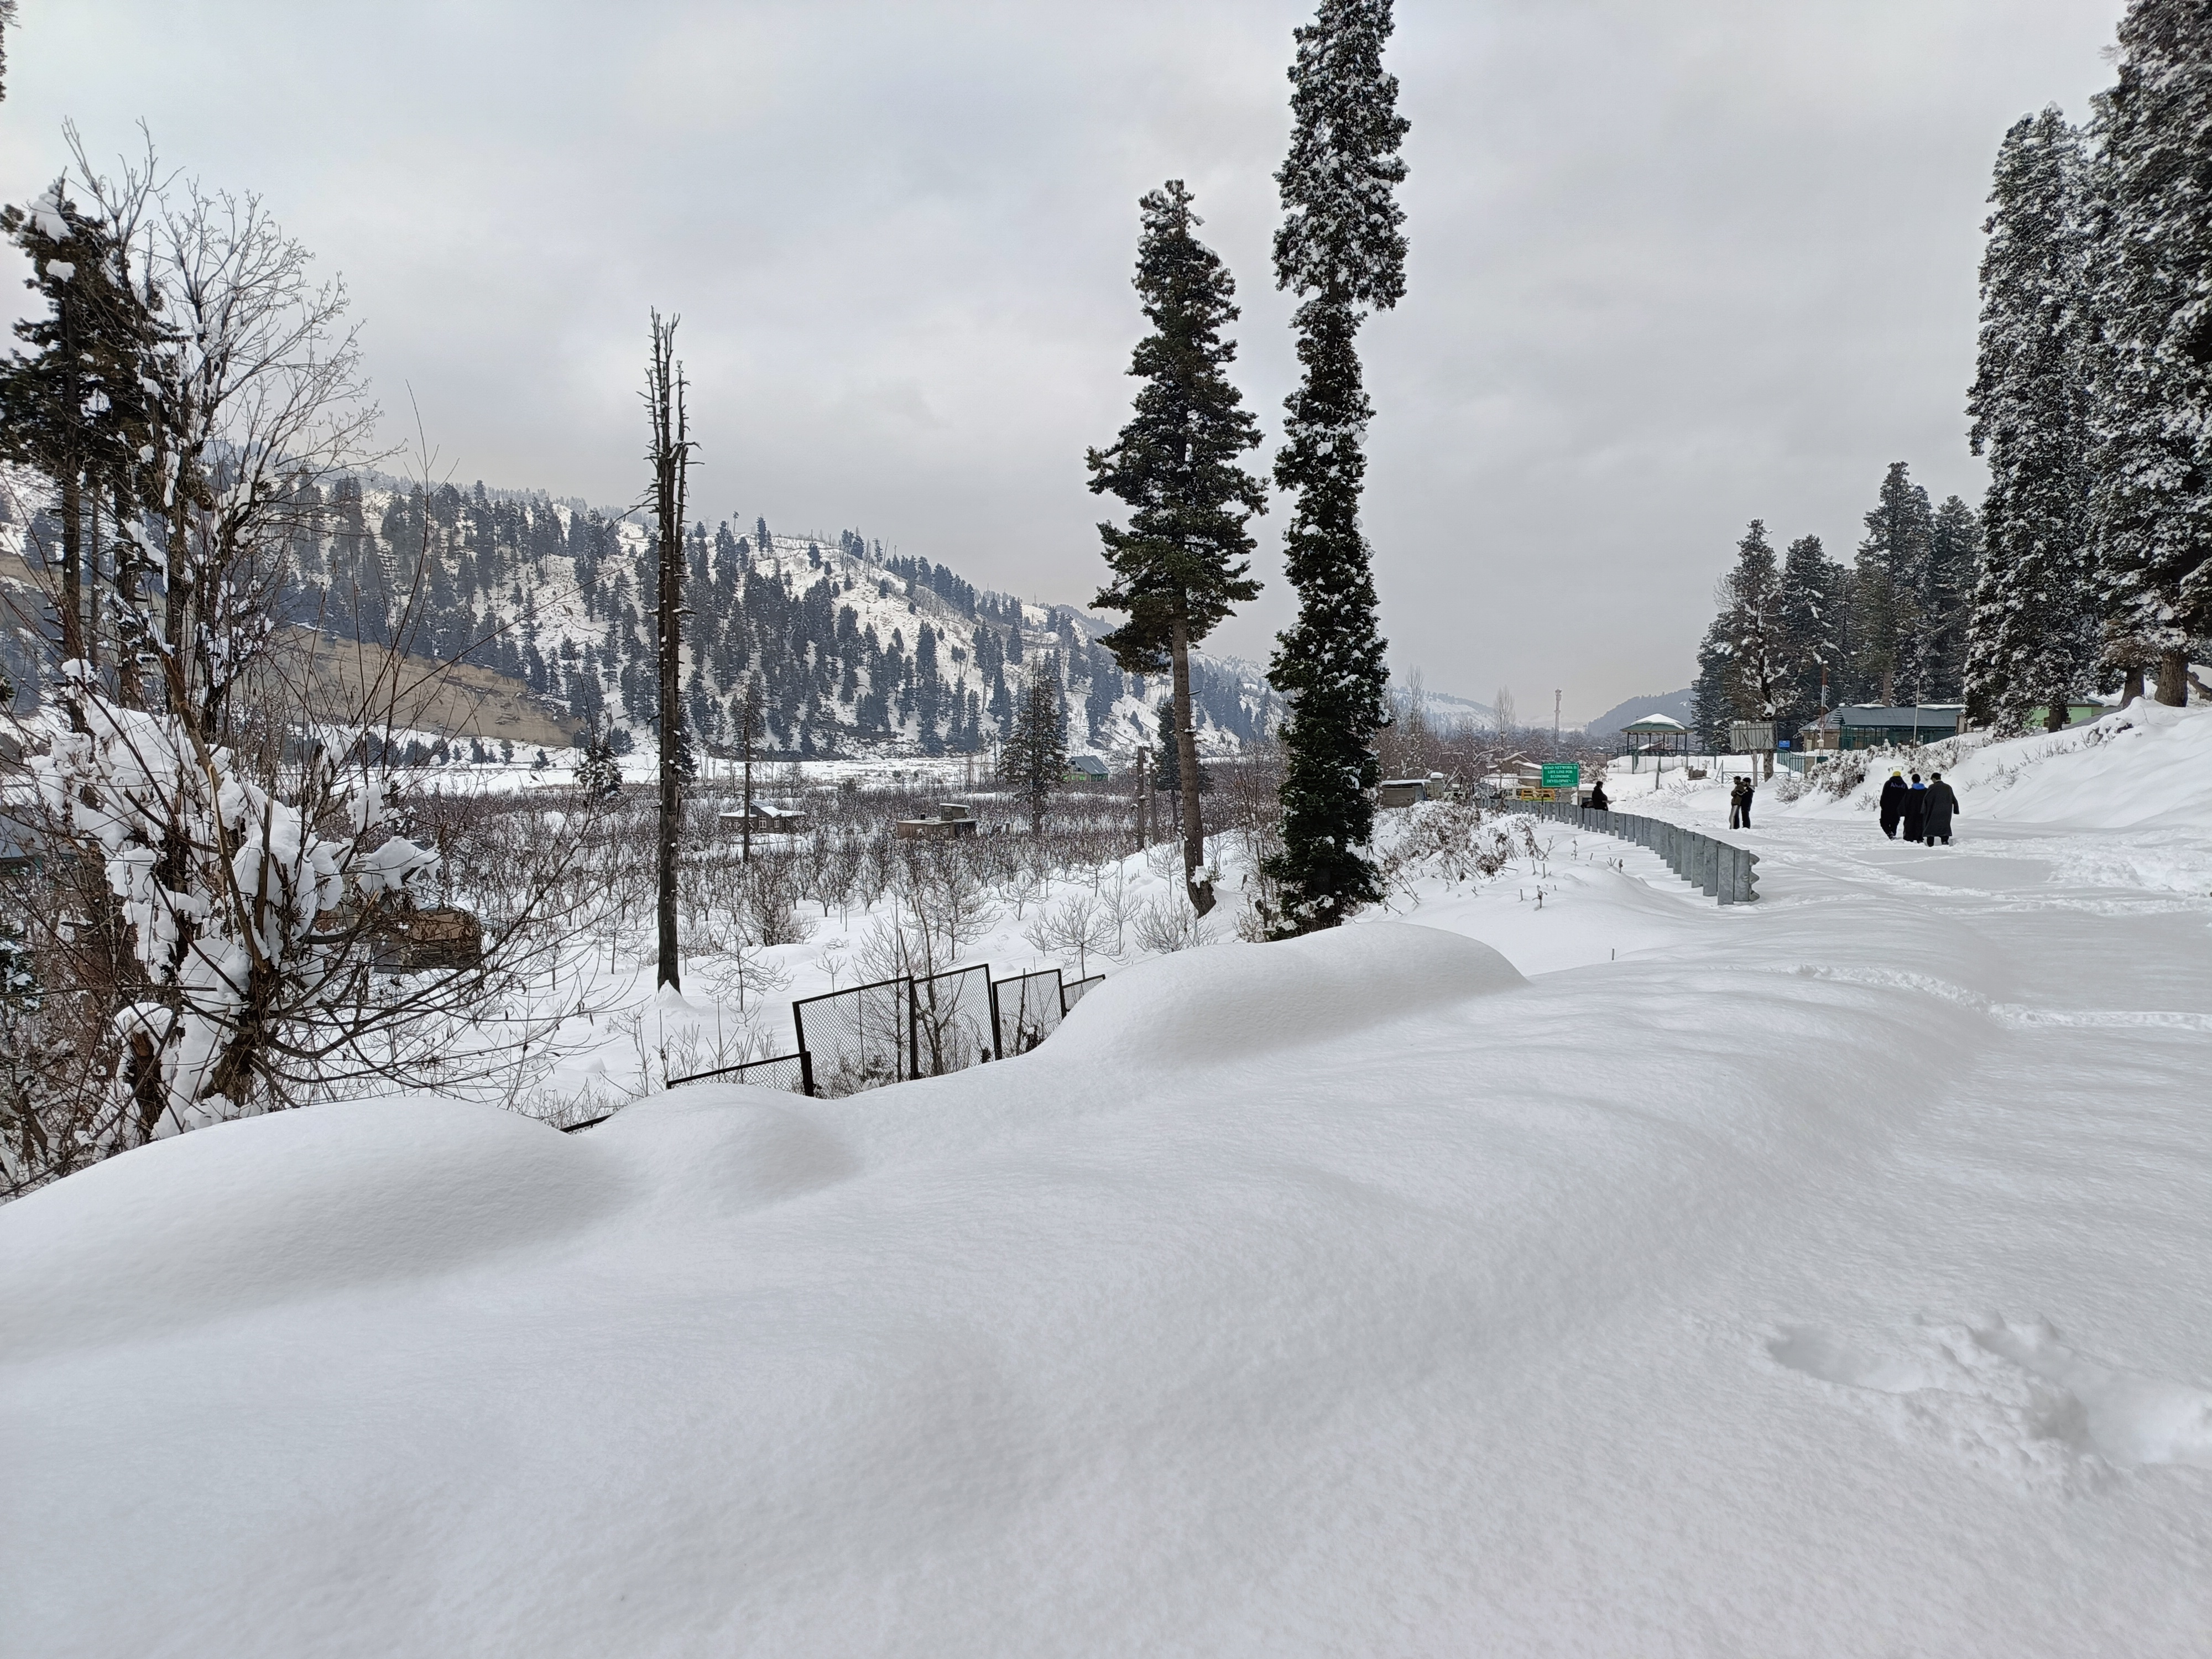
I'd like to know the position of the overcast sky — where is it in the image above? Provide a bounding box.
[2,1,2127,720]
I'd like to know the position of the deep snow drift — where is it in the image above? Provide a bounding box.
[6,718,2212,1656]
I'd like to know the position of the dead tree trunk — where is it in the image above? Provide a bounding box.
[1169,613,1212,916]
[644,312,693,992]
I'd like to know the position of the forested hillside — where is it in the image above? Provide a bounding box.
[2,473,1277,759]
[291,478,1275,760]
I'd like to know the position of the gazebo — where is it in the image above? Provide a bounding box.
[1619,713,1692,772]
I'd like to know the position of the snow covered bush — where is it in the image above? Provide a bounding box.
[29,672,440,1139]
[1376,799,1520,890]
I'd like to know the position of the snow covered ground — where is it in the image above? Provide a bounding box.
[5,713,2211,1656]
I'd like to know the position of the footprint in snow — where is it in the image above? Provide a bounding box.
[1765,1317,2212,1491]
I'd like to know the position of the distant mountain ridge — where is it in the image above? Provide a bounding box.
[1585,690,1695,735]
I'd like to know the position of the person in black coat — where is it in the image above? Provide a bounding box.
[1900,772,1927,842]
[1587,780,1610,811]
[1922,772,1960,844]
[1878,771,1907,838]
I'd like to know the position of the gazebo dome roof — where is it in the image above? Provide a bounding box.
[1622,713,1688,732]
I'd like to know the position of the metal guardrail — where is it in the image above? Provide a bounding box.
[1511,799,1760,904]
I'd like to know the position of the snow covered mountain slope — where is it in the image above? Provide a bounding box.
[6,796,2211,1655]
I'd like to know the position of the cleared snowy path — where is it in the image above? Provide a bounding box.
[4,791,2211,1655]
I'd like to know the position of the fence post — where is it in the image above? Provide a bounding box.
[799,1050,817,1097]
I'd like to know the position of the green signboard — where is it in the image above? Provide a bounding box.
[1540,763,1581,787]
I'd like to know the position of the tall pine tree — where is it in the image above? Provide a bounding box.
[1001,658,1069,836]
[1262,0,1409,936]
[1689,619,1733,754]
[2084,1,2212,706]
[1720,520,1785,727]
[1853,462,1934,705]
[1087,181,1266,917]
[1917,495,1981,702]
[1965,149,2099,713]
[1777,534,1846,734]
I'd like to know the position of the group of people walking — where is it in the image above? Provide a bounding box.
[1879,770,1961,845]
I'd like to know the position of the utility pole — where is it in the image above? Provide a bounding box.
[1553,689,1562,758]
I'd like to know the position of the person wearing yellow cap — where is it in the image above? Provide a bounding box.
[1877,770,1907,839]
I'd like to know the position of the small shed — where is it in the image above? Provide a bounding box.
[895,801,979,841]
[1378,778,1428,808]
[1799,705,1963,752]
[719,800,811,834]
[371,902,485,975]
[0,821,41,882]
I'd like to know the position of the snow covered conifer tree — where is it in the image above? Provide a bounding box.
[1000,658,1069,836]
[1776,534,1844,735]
[1262,0,1410,936]
[0,178,158,674]
[1087,180,1267,917]
[1689,619,1733,754]
[1919,496,1981,702]
[1853,462,1935,704]
[2084,2,2212,706]
[1966,109,2101,730]
[1720,520,1785,726]
[1969,183,2095,724]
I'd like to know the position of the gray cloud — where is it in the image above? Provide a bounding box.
[1,0,2124,717]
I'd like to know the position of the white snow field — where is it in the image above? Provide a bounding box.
[7,714,2212,1656]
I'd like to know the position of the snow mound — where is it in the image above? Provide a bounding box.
[0,1097,617,1360]
[587,1088,863,1214]
[1050,920,1525,1068]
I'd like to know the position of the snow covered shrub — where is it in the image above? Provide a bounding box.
[30,675,439,1136]
[1133,892,1217,954]
[1376,800,1518,890]
[1815,753,1871,799]
[1024,891,1118,978]
[1771,771,1808,803]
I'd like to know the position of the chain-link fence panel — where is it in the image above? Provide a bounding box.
[912,964,994,1076]
[992,967,1065,1056]
[1060,974,1105,1016]
[795,976,912,1098]
[667,1051,813,1095]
